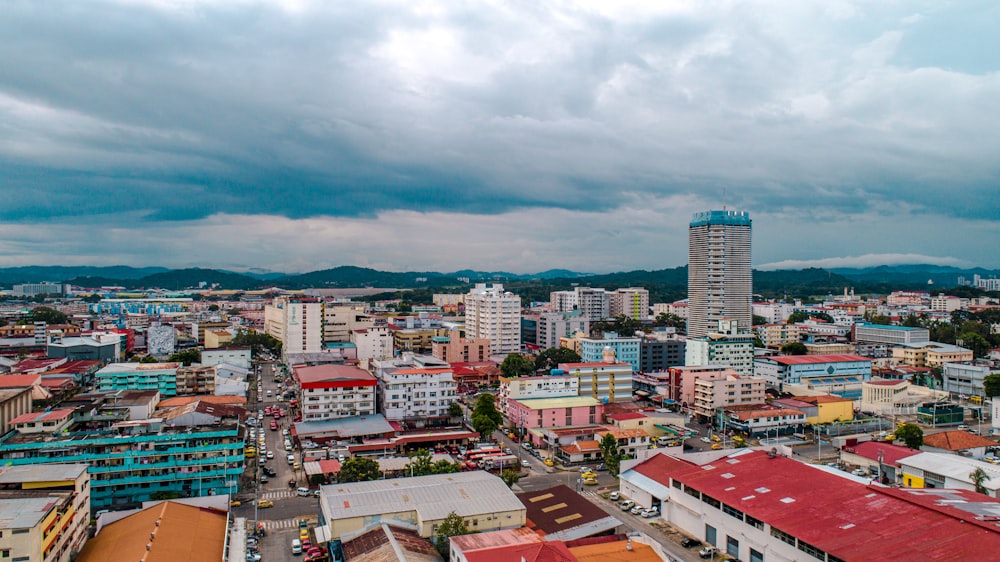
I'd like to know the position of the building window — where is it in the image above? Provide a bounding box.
[797,540,825,560]
[770,526,795,547]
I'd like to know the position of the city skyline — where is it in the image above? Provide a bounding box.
[2,2,999,273]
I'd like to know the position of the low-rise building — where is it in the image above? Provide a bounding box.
[0,386,34,435]
[515,484,623,541]
[753,354,871,399]
[942,362,1000,399]
[839,440,920,484]
[724,405,807,437]
[692,375,766,422]
[507,396,604,432]
[893,341,974,368]
[430,330,490,364]
[559,352,634,404]
[318,472,526,541]
[295,364,377,422]
[373,355,457,425]
[900,452,1000,498]
[685,319,755,376]
[498,374,578,415]
[0,464,91,562]
[94,362,182,396]
[854,323,930,345]
[921,430,997,460]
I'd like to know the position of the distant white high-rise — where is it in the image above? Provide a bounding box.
[465,283,521,355]
[687,210,752,338]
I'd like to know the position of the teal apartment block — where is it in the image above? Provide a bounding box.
[0,418,245,511]
[94,362,181,396]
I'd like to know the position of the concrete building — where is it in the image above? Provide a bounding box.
[94,362,182,396]
[534,311,589,350]
[756,323,802,350]
[580,332,641,372]
[609,287,650,319]
[559,352,635,404]
[318,472,526,541]
[430,330,490,363]
[174,365,217,395]
[506,396,604,431]
[687,210,752,338]
[201,347,251,370]
[498,374,579,414]
[942,362,1000,399]
[692,375,767,421]
[0,464,90,562]
[893,341,974,369]
[372,355,457,425]
[264,296,324,356]
[754,354,872,398]
[12,283,66,297]
[294,364,377,422]
[45,331,121,363]
[854,323,930,345]
[550,287,610,321]
[0,417,244,511]
[146,323,176,357]
[323,302,376,343]
[202,329,231,349]
[352,326,395,363]
[639,334,685,373]
[463,284,521,355]
[685,319,755,376]
[0,386,33,436]
[859,379,948,417]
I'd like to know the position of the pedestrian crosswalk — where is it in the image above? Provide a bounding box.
[255,518,301,530]
[261,490,297,500]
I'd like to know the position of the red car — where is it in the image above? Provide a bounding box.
[270,421,278,431]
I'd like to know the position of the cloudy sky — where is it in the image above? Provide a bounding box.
[2,0,998,274]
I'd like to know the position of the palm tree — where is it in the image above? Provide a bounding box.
[970,467,990,495]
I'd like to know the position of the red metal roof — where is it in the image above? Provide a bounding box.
[671,450,1000,560]
[0,374,42,388]
[293,364,376,388]
[606,412,646,421]
[766,354,870,365]
[631,453,697,484]
[10,409,74,424]
[847,441,920,467]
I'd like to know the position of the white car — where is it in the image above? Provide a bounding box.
[578,466,592,473]
[641,506,659,518]
[266,451,274,459]
[521,460,531,468]
[609,491,620,501]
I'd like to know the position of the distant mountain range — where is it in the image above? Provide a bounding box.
[0,264,997,300]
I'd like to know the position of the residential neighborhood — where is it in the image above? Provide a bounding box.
[2,209,1000,562]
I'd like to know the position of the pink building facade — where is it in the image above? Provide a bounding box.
[507,396,604,439]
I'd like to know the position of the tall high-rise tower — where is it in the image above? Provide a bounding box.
[687,210,752,338]
[465,283,522,355]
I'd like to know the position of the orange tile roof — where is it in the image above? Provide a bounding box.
[76,501,227,562]
[923,430,997,451]
[569,539,661,561]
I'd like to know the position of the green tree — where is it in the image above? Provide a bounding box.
[902,314,924,328]
[470,394,503,439]
[404,448,460,476]
[655,312,687,331]
[600,432,622,476]
[752,314,768,326]
[82,293,103,303]
[18,306,68,325]
[167,349,201,366]
[592,314,645,337]
[896,424,924,449]
[780,341,808,355]
[971,467,991,495]
[232,329,283,356]
[984,374,1000,398]
[208,304,220,312]
[448,402,464,418]
[959,332,990,358]
[534,347,582,372]
[500,353,535,378]
[868,315,891,326]
[500,469,522,488]
[787,312,809,324]
[338,457,380,483]
[138,355,160,363]
[434,511,469,559]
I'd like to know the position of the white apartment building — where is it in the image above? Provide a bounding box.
[549,287,610,321]
[465,283,521,355]
[609,287,650,319]
[264,296,324,356]
[685,319,755,376]
[351,326,395,363]
[294,364,377,421]
[930,295,967,313]
[751,301,796,324]
[497,374,579,414]
[692,375,767,420]
[372,355,458,424]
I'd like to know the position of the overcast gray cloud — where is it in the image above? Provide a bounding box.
[1,0,998,272]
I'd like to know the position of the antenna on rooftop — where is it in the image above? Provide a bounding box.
[723,187,727,211]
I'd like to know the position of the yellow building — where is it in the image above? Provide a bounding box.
[0,464,91,562]
[892,342,974,368]
[204,329,232,349]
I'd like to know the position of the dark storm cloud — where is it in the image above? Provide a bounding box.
[0,1,998,271]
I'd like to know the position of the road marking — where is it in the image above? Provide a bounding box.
[262,490,296,500]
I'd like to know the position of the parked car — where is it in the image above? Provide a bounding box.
[630,505,643,515]
[609,491,620,501]
[521,460,531,468]
[620,500,635,511]
[578,466,592,473]
[582,477,598,486]
[641,506,659,518]
[291,539,302,554]
[297,487,311,497]
[681,538,702,548]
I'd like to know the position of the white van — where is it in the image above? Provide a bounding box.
[296,487,311,497]
[291,538,302,554]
